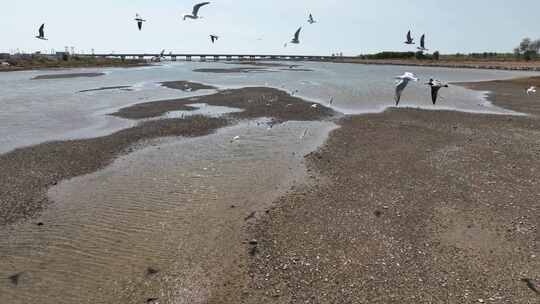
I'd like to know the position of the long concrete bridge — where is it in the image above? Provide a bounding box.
[89,53,357,62]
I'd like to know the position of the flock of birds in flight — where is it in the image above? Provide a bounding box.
[33,2,536,107]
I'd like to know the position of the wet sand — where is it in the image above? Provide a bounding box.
[243,79,540,303]
[0,86,334,226]
[160,81,217,92]
[32,73,106,80]
[78,85,132,93]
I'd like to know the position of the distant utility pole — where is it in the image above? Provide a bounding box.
[71,47,75,55]
[65,46,69,54]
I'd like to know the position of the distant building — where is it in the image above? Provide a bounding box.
[0,53,10,60]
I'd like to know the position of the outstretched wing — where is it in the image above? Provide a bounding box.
[431,86,441,105]
[193,2,210,16]
[39,24,45,37]
[294,27,302,40]
[138,21,142,30]
[395,79,409,106]
[420,34,425,48]
[407,30,412,41]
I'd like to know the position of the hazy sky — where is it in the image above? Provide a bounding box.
[3,0,540,55]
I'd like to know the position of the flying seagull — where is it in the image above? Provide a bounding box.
[210,34,219,43]
[427,79,449,105]
[417,34,428,51]
[183,2,210,20]
[308,14,316,24]
[527,86,537,95]
[35,24,47,40]
[405,30,414,44]
[395,72,419,106]
[291,27,302,44]
[135,14,146,31]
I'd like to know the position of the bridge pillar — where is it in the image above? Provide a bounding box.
[213,55,219,61]
[120,56,125,61]
[200,56,206,62]
[171,56,177,61]
[250,55,255,60]
[186,55,192,61]
[226,56,232,61]
[138,55,144,60]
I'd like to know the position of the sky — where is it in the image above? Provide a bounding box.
[2,0,540,56]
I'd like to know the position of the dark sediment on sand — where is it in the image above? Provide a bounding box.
[78,86,132,93]
[160,80,216,91]
[238,78,540,303]
[32,73,105,80]
[112,86,335,122]
[0,86,335,226]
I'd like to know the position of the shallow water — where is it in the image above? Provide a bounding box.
[0,119,336,304]
[0,62,537,154]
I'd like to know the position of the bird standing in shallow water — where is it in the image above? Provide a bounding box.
[427,78,449,105]
[183,2,210,20]
[394,72,419,106]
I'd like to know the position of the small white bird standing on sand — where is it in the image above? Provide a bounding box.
[527,86,537,95]
[426,78,449,105]
[404,30,414,45]
[395,72,419,106]
[210,34,219,43]
[35,24,47,40]
[308,14,316,24]
[417,34,428,51]
[183,2,210,20]
[291,27,302,44]
[135,14,146,31]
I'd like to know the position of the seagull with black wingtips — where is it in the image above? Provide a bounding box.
[308,14,316,24]
[417,34,428,51]
[426,78,449,105]
[183,2,210,20]
[291,27,302,44]
[404,30,414,45]
[135,14,146,31]
[35,24,47,40]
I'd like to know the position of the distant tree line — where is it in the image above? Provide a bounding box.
[357,51,440,60]
[514,38,540,61]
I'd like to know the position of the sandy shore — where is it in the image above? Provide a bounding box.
[2,77,539,303]
[242,79,540,303]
